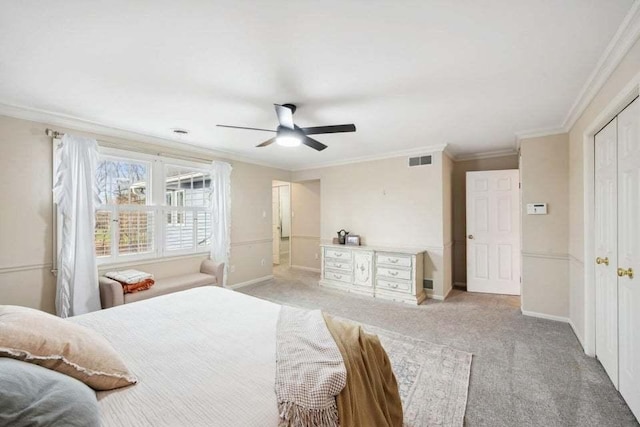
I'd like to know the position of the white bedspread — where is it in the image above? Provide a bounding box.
[70,286,281,427]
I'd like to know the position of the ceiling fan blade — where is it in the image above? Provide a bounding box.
[217,124,276,133]
[301,124,356,135]
[274,104,295,129]
[256,137,276,148]
[302,136,328,151]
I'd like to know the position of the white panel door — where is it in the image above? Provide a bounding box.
[466,170,520,295]
[617,98,640,419]
[272,187,280,265]
[594,118,619,387]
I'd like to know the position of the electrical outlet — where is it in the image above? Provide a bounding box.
[261,258,265,266]
[230,265,236,273]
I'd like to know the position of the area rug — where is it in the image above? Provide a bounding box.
[250,289,473,426]
[335,317,472,427]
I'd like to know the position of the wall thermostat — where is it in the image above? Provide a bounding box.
[526,203,547,215]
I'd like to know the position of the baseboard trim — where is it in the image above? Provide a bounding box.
[453,281,467,289]
[568,318,589,354]
[226,275,274,290]
[291,265,321,273]
[426,290,444,301]
[521,309,569,323]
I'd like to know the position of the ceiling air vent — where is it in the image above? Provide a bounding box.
[408,155,432,167]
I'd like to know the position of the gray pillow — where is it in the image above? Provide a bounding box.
[0,357,100,427]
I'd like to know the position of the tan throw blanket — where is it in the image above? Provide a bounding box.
[276,306,403,427]
[324,314,403,427]
[276,306,347,427]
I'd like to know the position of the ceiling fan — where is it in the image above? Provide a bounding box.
[216,104,356,151]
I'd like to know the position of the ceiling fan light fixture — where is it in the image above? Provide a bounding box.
[276,135,301,147]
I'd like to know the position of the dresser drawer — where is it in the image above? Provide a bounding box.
[376,278,412,293]
[376,266,412,281]
[325,270,352,283]
[325,248,351,260]
[376,253,412,268]
[324,260,352,271]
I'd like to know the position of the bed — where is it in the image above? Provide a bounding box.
[70,286,282,426]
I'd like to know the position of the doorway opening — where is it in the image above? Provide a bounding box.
[272,181,291,273]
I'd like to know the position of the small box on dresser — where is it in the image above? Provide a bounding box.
[319,244,426,304]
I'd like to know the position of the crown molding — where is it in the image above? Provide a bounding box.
[6,0,640,177]
[453,148,519,162]
[561,1,640,131]
[291,144,448,171]
[0,102,286,170]
[513,127,567,150]
[442,145,457,161]
[511,2,640,146]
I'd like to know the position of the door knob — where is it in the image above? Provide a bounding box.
[617,267,634,279]
[596,257,609,266]
[468,235,474,239]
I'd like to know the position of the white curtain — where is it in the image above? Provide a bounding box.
[210,161,232,287]
[53,134,101,317]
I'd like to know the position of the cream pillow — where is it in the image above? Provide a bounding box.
[0,305,137,391]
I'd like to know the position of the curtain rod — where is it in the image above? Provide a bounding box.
[45,128,214,164]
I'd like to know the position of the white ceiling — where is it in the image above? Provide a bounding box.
[0,1,635,170]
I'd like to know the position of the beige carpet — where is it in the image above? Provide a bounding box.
[240,266,639,426]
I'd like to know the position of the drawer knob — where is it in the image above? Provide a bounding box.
[334,274,342,279]
[335,253,342,257]
[390,271,399,276]
[336,264,342,268]
[388,283,398,289]
[389,258,399,263]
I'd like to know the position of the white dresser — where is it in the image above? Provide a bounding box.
[319,244,426,304]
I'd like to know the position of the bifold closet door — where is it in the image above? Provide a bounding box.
[617,98,640,418]
[594,118,619,387]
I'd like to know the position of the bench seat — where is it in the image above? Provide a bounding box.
[99,259,224,309]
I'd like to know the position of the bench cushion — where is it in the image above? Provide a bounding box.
[124,273,216,304]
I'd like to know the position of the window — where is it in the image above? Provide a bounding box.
[164,165,213,252]
[165,190,185,225]
[92,149,213,264]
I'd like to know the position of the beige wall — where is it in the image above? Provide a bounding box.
[0,115,290,313]
[290,180,321,271]
[451,155,519,286]
[228,161,290,285]
[0,117,55,311]
[442,153,454,297]
[292,151,452,298]
[568,37,640,343]
[520,134,570,318]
